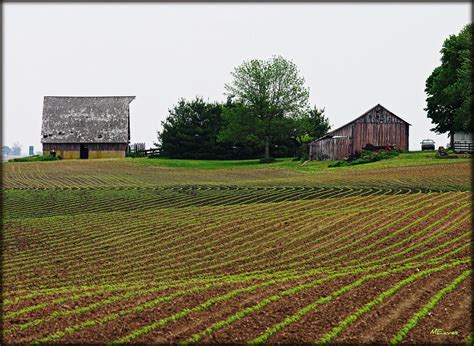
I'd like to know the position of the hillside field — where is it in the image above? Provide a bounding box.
[2,152,472,345]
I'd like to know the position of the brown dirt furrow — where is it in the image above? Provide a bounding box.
[2,289,106,313]
[384,233,469,264]
[201,272,369,343]
[155,208,427,281]
[6,284,217,344]
[382,239,471,270]
[318,211,457,265]
[56,284,244,344]
[403,277,471,345]
[132,277,322,344]
[7,209,311,286]
[263,270,426,344]
[122,208,353,272]
[332,264,469,344]
[307,241,471,280]
[3,291,123,331]
[349,209,470,263]
[343,231,470,274]
[254,207,438,271]
[196,262,469,344]
[371,214,469,258]
[241,210,381,258]
[282,208,466,271]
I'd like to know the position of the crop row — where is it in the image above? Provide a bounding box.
[3,228,468,340]
[5,192,466,292]
[389,269,471,345]
[3,191,450,288]
[8,258,468,344]
[3,160,471,191]
[3,186,404,280]
[246,261,469,345]
[4,187,376,280]
[4,185,425,221]
[142,193,467,281]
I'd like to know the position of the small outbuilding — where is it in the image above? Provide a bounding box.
[309,104,410,161]
[452,131,473,153]
[41,96,135,159]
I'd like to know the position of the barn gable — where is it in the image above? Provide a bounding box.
[309,104,410,161]
[41,96,135,144]
[353,104,410,125]
[320,104,410,140]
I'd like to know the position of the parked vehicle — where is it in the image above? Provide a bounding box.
[421,139,435,151]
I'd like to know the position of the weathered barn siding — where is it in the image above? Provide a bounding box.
[309,104,410,161]
[310,125,352,161]
[42,143,128,159]
[41,96,135,159]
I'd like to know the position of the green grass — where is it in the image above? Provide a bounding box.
[127,151,470,172]
[129,157,282,169]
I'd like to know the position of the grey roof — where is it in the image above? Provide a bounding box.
[41,96,135,143]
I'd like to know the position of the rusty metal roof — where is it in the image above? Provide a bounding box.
[41,96,135,143]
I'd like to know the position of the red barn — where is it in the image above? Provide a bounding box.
[309,104,410,161]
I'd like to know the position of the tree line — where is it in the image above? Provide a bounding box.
[155,23,471,161]
[156,56,330,161]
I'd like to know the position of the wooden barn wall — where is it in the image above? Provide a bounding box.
[43,143,128,159]
[352,108,408,152]
[310,138,352,161]
[309,107,409,161]
[352,123,408,153]
[309,124,352,161]
[330,125,353,138]
[43,143,80,151]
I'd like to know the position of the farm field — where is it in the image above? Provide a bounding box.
[2,152,472,345]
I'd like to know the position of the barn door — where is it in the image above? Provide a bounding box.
[80,144,89,159]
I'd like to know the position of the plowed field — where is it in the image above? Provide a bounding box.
[2,155,472,345]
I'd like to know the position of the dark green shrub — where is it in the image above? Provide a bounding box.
[126,151,146,158]
[328,160,349,167]
[299,153,309,163]
[9,155,59,162]
[328,149,400,168]
[259,157,276,164]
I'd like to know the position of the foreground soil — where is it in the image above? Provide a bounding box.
[2,158,472,344]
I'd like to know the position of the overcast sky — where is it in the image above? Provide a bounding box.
[4,3,471,154]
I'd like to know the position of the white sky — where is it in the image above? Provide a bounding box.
[3,3,471,154]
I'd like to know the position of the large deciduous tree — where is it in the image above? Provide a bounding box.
[425,24,472,146]
[223,56,310,161]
